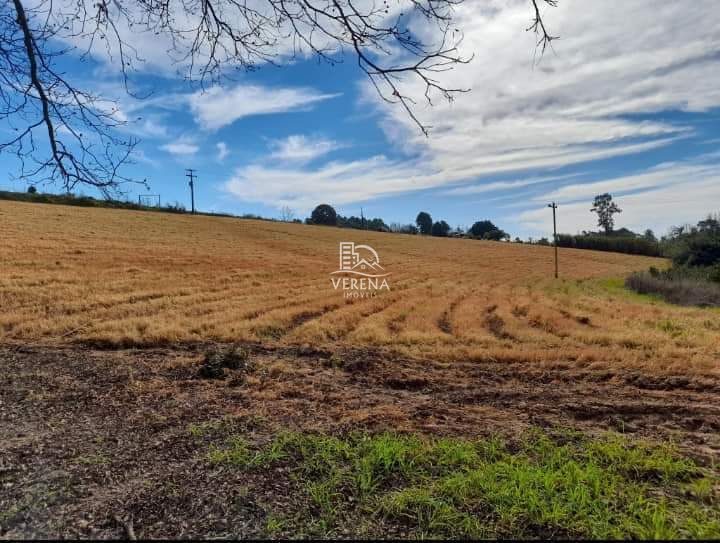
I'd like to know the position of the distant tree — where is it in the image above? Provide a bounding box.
[667,214,720,268]
[555,232,662,257]
[514,237,523,243]
[643,229,657,242]
[280,206,295,222]
[469,220,498,238]
[368,218,390,232]
[610,227,637,238]
[26,185,36,194]
[337,215,389,232]
[698,215,720,234]
[431,220,451,237]
[483,228,510,241]
[537,237,551,246]
[310,204,337,226]
[469,220,509,241]
[416,212,433,235]
[391,223,418,235]
[591,193,622,234]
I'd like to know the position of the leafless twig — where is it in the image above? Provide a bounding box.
[0,0,558,190]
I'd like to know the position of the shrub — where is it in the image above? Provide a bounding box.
[625,271,720,307]
[710,265,720,284]
[198,345,253,379]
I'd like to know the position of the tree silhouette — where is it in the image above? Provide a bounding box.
[416,212,433,235]
[591,193,622,234]
[310,204,337,226]
[431,220,451,237]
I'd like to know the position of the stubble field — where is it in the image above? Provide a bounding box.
[2,200,719,374]
[2,200,720,539]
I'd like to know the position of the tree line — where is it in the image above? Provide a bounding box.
[306,204,510,241]
[626,214,720,306]
[8,187,716,267]
[553,193,661,256]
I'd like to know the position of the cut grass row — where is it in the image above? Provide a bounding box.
[198,426,720,539]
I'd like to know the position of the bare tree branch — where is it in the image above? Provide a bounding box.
[1,0,141,194]
[529,0,559,56]
[0,0,559,191]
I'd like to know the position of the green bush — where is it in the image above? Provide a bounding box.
[672,234,720,268]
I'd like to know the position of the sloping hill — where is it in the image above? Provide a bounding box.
[1,199,717,374]
[2,200,720,539]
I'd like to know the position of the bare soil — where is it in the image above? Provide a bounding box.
[2,343,719,539]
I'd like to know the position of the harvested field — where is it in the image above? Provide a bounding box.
[2,201,720,539]
[2,201,718,375]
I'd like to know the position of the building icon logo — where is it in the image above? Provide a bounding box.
[330,242,391,298]
[332,242,390,277]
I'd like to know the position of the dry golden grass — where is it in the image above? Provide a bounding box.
[2,200,719,374]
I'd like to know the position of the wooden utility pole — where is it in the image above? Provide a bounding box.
[185,169,197,213]
[361,207,366,230]
[548,202,559,278]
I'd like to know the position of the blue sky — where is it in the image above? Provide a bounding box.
[2,0,720,239]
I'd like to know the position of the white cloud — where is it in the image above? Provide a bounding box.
[216,142,229,161]
[160,138,199,156]
[369,0,720,173]
[138,118,169,139]
[268,135,341,163]
[536,162,719,204]
[223,155,433,212]
[189,85,340,130]
[130,149,160,168]
[221,134,678,213]
[443,173,584,196]
[515,158,720,236]
[222,1,720,220]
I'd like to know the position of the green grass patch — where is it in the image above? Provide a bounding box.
[206,429,720,539]
[597,277,666,304]
[541,276,668,306]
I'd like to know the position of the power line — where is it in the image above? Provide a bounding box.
[185,169,197,213]
[548,202,559,279]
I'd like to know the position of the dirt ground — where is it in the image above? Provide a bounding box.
[2,342,719,539]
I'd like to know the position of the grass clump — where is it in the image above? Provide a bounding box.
[206,429,719,539]
[198,345,253,380]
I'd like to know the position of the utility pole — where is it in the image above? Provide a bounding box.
[360,207,366,230]
[185,169,197,213]
[548,202,559,279]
